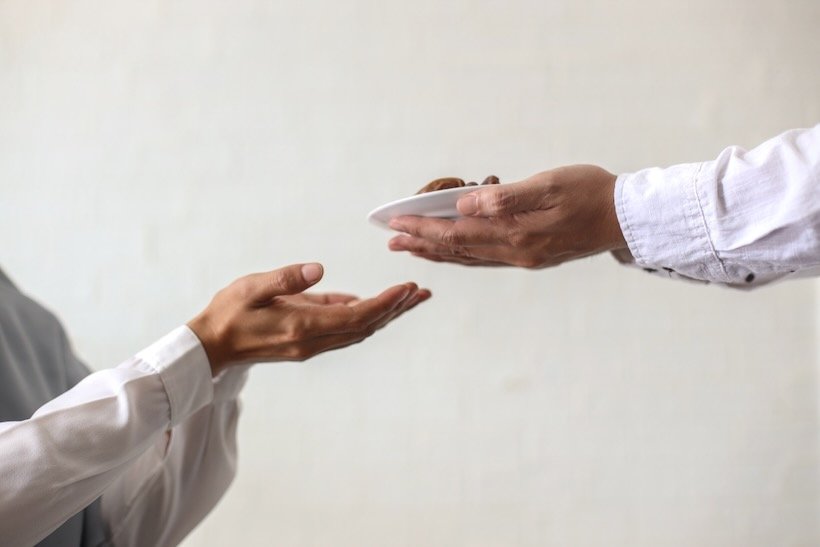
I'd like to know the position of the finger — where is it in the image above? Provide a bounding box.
[299,292,360,305]
[391,236,513,267]
[350,283,419,325]
[389,234,474,257]
[456,177,550,217]
[371,289,432,331]
[352,283,417,317]
[411,252,511,267]
[243,263,324,303]
[441,243,532,267]
[301,283,415,334]
[306,289,431,360]
[389,215,509,247]
[300,290,424,359]
[349,282,422,329]
[383,286,429,318]
[409,288,433,306]
[321,291,428,359]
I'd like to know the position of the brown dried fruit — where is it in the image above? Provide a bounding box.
[416,177,465,194]
[417,175,499,194]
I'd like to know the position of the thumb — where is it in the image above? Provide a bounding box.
[244,262,324,302]
[456,179,546,217]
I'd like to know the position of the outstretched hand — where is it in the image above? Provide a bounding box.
[388,165,629,268]
[188,263,430,375]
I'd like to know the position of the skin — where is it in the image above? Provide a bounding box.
[388,165,629,269]
[187,263,431,376]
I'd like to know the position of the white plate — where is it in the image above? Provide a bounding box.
[367,186,481,230]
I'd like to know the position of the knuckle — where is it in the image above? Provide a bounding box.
[351,335,367,346]
[288,346,312,361]
[212,286,230,303]
[450,245,469,257]
[507,230,527,249]
[485,190,515,215]
[507,229,529,248]
[517,256,542,269]
[411,241,432,254]
[283,322,305,343]
[233,277,255,300]
[440,227,463,247]
[272,270,293,290]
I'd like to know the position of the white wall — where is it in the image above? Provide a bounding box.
[1,1,819,545]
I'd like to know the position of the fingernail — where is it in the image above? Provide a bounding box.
[389,219,406,232]
[458,194,478,216]
[301,263,323,284]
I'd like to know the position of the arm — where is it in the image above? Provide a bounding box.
[0,263,429,547]
[61,320,248,547]
[98,265,429,547]
[615,125,820,286]
[0,326,214,547]
[388,125,820,287]
[100,366,249,547]
[100,265,431,547]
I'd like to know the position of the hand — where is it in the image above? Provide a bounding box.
[187,263,431,376]
[388,165,629,268]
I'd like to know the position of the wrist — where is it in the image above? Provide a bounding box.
[602,171,628,252]
[187,314,227,377]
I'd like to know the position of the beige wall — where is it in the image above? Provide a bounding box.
[1,1,819,545]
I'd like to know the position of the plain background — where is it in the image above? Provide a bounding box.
[1,1,819,546]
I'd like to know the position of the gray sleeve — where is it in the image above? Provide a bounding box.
[57,328,92,390]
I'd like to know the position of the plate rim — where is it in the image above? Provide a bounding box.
[367,185,481,229]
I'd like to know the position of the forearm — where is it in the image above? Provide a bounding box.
[0,262,425,547]
[0,327,213,547]
[102,367,249,547]
[615,125,820,287]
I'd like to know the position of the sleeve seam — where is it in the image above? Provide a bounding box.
[136,358,176,425]
[691,161,732,283]
[615,174,644,265]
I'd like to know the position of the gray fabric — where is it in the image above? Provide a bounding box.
[0,268,109,547]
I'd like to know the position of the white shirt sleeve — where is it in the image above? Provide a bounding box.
[100,364,249,547]
[0,325,246,547]
[613,125,820,288]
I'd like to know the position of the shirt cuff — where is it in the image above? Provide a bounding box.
[212,365,251,404]
[134,326,214,428]
[614,162,729,283]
